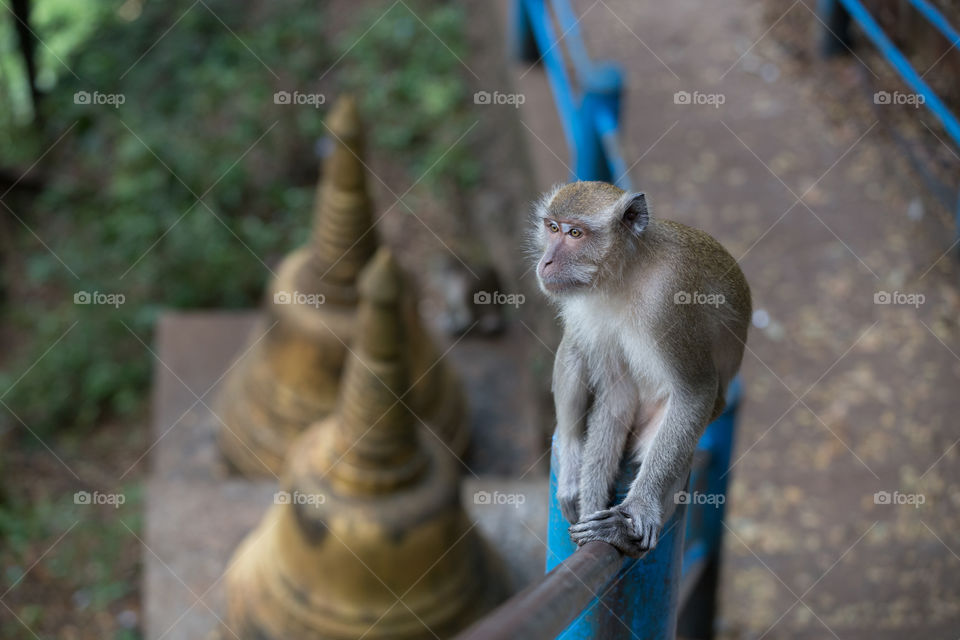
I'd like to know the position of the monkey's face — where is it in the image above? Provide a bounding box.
[535,216,602,295]
[532,182,650,297]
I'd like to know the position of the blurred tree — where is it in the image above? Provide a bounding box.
[10,0,40,121]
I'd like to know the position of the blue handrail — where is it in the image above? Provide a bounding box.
[820,0,960,241]
[834,0,960,147]
[513,1,741,636]
[907,0,960,64]
[542,382,741,639]
[514,0,632,189]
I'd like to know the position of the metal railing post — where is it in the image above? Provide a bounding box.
[575,63,624,184]
[818,0,853,56]
[546,446,688,639]
[500,4,748,635]
[678,379,741,639]
[510,0,539,64]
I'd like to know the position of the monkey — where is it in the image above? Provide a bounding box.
[531,181,751,558]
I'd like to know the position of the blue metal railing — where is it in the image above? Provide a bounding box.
[512,0,632,189]
[819,0,960,243]
[543,383,740,639]
[457,391,742,640]
[511,1,742,637]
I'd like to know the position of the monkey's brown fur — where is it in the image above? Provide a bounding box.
[532,181,751,558]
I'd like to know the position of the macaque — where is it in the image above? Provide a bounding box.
[532,181,750,557]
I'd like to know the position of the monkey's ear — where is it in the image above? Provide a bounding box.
[620,192,649,236]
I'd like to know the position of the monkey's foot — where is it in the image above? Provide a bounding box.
[568,506,659,558]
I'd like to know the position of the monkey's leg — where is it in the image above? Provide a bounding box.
[553,337,589,523]
[571,378,717,558]
[575,372,636,519]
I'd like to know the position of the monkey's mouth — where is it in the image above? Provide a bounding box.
[538,276,588,295]
[537,259,595,294]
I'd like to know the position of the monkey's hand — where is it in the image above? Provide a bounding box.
[556,484,580,524]
[568,502,662,558]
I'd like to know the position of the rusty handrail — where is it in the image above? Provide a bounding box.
[455,541,623,640]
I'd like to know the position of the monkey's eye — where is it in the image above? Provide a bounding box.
[547,221,560,233]
[569,228,583,238]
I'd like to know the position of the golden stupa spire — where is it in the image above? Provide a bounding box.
[224,250,504,639]
[325,248,426,493]
[306,95,377,296]
[215,95,467,478]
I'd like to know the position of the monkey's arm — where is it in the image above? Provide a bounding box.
[571,374,717,557]
[553,335,589,524]
[577,367,635,518]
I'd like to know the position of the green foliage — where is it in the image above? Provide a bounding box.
[2,0,326,434]
[0,482,143,635]
[1,0,476,435]
[0,0,111,128]
[339,1,481,191]
[0,1,476,636]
